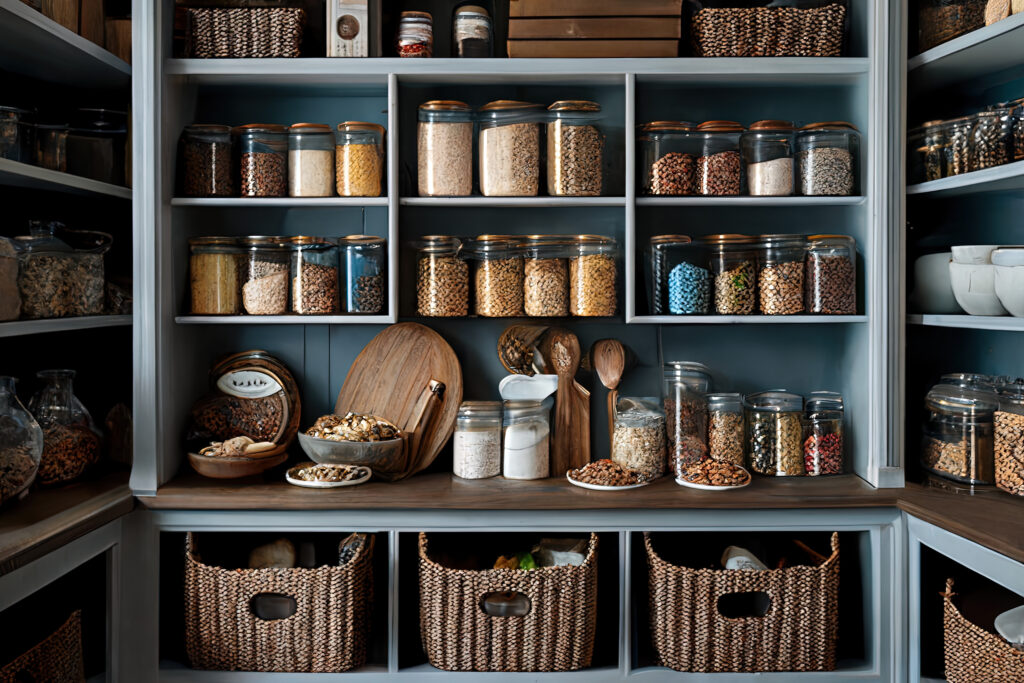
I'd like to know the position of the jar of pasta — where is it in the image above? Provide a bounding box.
[189,237,242,315]
[416,235,468,317]
[335,122,384,197]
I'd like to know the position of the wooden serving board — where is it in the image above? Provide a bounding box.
[334,323,462,476]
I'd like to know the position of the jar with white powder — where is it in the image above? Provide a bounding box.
[453,400,502,479]
[418,100,473,197]
[288,123,335,197]
[741,120,794,197]
[502,399,550,480]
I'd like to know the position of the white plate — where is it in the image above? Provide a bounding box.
[674,475,751,491]
[566,474,650,491]
[286,463,372,488]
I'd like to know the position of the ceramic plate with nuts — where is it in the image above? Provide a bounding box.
[675,460,751,490]
[566,459,652,491]
[285,463,372,489]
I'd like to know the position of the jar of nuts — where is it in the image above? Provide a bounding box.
[744,390,804,476]
[795,122,858,196]
[466,235,524,317]
[520,235,569,317]
[806,235,856,315]
[568,235,617,317]
[707,392,744,466]
[180,124,233,197]
[695,120,744,196]
[611,397,666,479]
[547,100,604,197]
[995,378,1024,497]
[649,235,711,315]
[971,107,1014,172]
[418,100,473,197]
[288,123,335,197]
[944,115,974,177]
[639,121,697,196]
[478,100,543,197]
[240,236,290,316]
[416,235,468,317]
[289,237,339,314]
[663,361,712,474]
[741,120,794,197]
[704,234,758,315]
[335,122,384,198]
[236,124,287,198]
[338,235,385,314]
[189,236,242,315]
[28,369,101,486]
[758,234,806,315]
[803,391,844,476]
[922,383,997,489]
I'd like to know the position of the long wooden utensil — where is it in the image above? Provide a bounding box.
[549,330,590,475]
[593,339,626,448]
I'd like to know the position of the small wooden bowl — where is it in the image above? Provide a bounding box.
[188,451,288,479]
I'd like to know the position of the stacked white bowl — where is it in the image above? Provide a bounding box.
[993,247,1024,317]
[949,245,1010,316]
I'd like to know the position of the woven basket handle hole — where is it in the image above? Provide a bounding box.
[249,593,297,621]
[717,591,772,619]
[480,591,532,617]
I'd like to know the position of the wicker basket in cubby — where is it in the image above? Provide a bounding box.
[690,2,846,57]
[183,7,304,58]
[943,578,1024,682]
[0,611,84,683]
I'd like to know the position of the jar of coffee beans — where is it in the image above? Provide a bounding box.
[707,392,744,466]
[803,391,844,476]
[806,234,856,314]
[568,235,617,316]
[289,237,338,314]
[180,124,233,197]
[921,382,996,490]
[741,120,794,196]
[418,100,473,197]
[236,124,287,197]
[416,235,468,317]
[639,121,696,196]
[663,361,712,474]
[288,124,335,197]
[520,235,569,317]
[466,235,524,317]
[758,234,806,315]
[240,236,290,315]
[649,235,710,315]
[189,236,242,315]
[695,120,743,196]
[995,378,1024,497]
[795,122,858,196]
[744,390,804,476]
[338,235,385,314]
[944,116,974,177]
[335,122,384,198]
[478,100,543,197]
[704,233,757,315]
[971,107,1014,172]
[547,100,604,197]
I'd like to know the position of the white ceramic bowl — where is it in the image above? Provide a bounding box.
[911,252,962,314]
[951,245,999,265]
[992,247,1024,267]
[994,265,1024,317]
[949,262,1008,316]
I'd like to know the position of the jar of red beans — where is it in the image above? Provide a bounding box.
[803,391,844,476]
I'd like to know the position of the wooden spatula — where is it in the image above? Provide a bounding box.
[549,330,590,475]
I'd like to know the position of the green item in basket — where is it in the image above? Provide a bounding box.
[517,552,537,570]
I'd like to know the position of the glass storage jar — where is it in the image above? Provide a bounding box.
[994,378,1024,496]
[758,234,806,315]
[705,233,758,315]
[547,100,604,197]
[971,107,1014,171]
[939,372,996,391]
[741,120,795,196]
[335,122,384,198]
[189,237,242,315]
[1009,97,1024,161]
[467,235,524,317]
[745,390,804,476]
[656,235,711,315]
[639,121,697,196]
[236,124,287,198]
[908,120,947,184]
[34,123,68,172]
[707,392,744,466]
[16,221,110,319]
[695,120,743,196]
[453,400,502,479]
[502,399,550,480]
[67,108,127,185]
[945,115,974,176]
[416,235,468,317]
[288,123,335,197]
[452,5,492,57]
[290,237,338,314]
[418,100,473,197]
[180,124,234,197]
[338,235,385,314]
[568,235,617,316]
[239,236,289,316]
[479,100,543,197]
[611,396,666,479]
[397,11,433,57]
[0,106,33,162]
[806,234,856,314]
[0,376,42,505]
[663,361,712,473]
[918,0,986,52]
[921,383,997,489]
[648,235,687,315]
[520,236,569,317]
[795,122,858,196]
[803,391,844,475]
[28,369,101,486]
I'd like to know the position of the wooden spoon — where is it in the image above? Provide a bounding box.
[593,339,626,448]
[549,330,590,475]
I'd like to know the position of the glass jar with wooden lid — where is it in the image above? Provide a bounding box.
[639,121,697,196]
[741,120,794,196]
[695,120,744,196]
[415,235,468,317]
[289,237,338,314]
[236,124,287,197]
[288,123,335,197]
[795,121,858,196]
[478,100,543,197]
[520,235,569,317]
[547,100,604,197]
[189,236,242,315]
[703,234,758,315]
[418,100,473,197]
[335,122,384,198]
[568,235,617,316]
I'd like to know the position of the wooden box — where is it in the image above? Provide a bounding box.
[510,0,682,17]
[509,17,680,39]
[507,40,679,58]
[42,0,78,32]
[78,0,105,46]
[105,18,131,63]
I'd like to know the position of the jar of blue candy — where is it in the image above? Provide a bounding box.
[649,235,710,315]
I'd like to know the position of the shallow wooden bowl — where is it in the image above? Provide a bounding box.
[188,451,288,479]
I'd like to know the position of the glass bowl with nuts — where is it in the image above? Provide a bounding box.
[298,412,406,470]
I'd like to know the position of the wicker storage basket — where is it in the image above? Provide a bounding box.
[184,7,304,58]
[690,2,846,57]
[0,611,84,683]
[184,533,374,673]
[418,532,598,672]
[943,578,1024,682]
[645,532,839,673]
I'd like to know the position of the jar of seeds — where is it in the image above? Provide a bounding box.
[806,234,856,314]
[416,235,468,317]
[795,121,858,196]
[695,120,743,196]
[288,124,335,197]
[663,361,712,473]
[994,378,1024,497]
[741,120,794,196]
[547,100,604,197]
[189,236,242,315]
[758,234,806,315]
[335,122,384,198]
[568,235,617,316]
[418,100,473,197]
[803,391,844,476]
[466,235,524,317]
[744,390,804,476]
[650,235,710,315]
[479,100,543,197]
[338,235,385,314]
[290,237,338,314]
[704,233,757,315]
[236,124,287,197]
[611,397,666,479]
[520,235,569,317]
[971,107,1014,171]
[639,121,696,196]
[181,124,233,197]
[944,116,974,176]
[453,400,502,479]
[922,382,997,489]
[707,392,744,466]
[240,236,289,315]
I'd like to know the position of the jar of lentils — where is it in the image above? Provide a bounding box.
[695,120,743,196]
[189,236,242,315]
[568,235,617,316]
[335,122,384,198]
[521,236,569,317]
[803,391,844,476]
[707,392,744,466]
[663,361,712,474]
[945,115,974,177]
[745,390,804,476]
[181,124,233,197]
[466,235,524,317]
[453,400,502,480]
[758,234,806,315]
[639,121,696,196]
[971,107,1014,171]
[651,235,710,315]
[290,237,338,314]
[795,122,858,196]
[396,10,433,57]
[236,124,287,197]
[478,100,543,197]
[704,233,757,315]
[338,235,385,314]
[288,123,335,197]
[806,234,856,314]
[418,100,473,197]
[546,100,604,197]
[240,236,290,315]
[415,235,468,317]
[741,120,794,196]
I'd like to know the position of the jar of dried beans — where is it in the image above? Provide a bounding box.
[663,361,712,475]
[705,233,757,315]
[189,236,242,315]
[289,237,338,314]
[546,100,604,197]
[568,235,617,316]
[971,107,1014,171]
[335,122,384,198]
[338,235,385,314]
[453,400,502,480]
[639,121,696,196]
[741,120,794,196]
[803,391,844,476]
[288,123,335,197]
[396,11,433,57]
[180,124,233,197]
[744,390,804,476]
[695,120,743,196]
[795,121,858,196]
[944,115,973,177]
[240,236,290,315]
[612,397,666,479]
[520,235,569,317]
[465,235,524,317]
[479,100,543,197]
[236,124,287,197]
[806,234,856,314]
[921,383,997,490]
[707,392,744,466]
[28,369,101,486]
[418,100,473,197]
[995,378,1024,496]
[758,234,806,315]
[416,235,468,317]
[651,235,710,315]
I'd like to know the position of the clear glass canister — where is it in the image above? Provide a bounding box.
[479,100,543,197]
[520,236,568,317]
[707,392,744,466]
[741,120,795,196]
[502,399,550,480]
[288,123,335,197]
[611,396,667,479]
[15,221,110,320]
[290,237,338,314]
[1010,97,1024,161]
[338,235,385,314]
[745,390,804,476]
[656,235,711,315]
[945,116,974,176]
[67,107,127,185]
[695,120,743,196]
[806,234,856,314]
[908,120,947,184]
[189,237,241,315]
[795,122,858,196]
[971,107,1014,171]
[663,361,712,474]
[397,11,433,57]
[0,376,42,504]
[639,121,697,196]
[648,235,687,315]
[416,235,468,317]
[803,391,844,476]
[918,0,986,52]
[921,383,997,488]
[994,378,1024,496]
[758,234,806,315]
[418,100,473,197]
[705,233,758,315]
[236,124,287,198]
[181,124,233,197]
[34,123,68,172]
[240,236,290,316]
[939,372,996,391]
[547,100,604,197]
[336,122,384,198]
[568,235,617,316]
[28,369,101,486]
[453,400,502,479]
[467,235,524,317]
[0,105,33,162]
[452,5,493,57]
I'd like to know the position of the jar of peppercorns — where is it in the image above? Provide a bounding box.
[639,121,696,196]
[663,361,712,475]
[744,390,804,476]
[695,120,743,196]
[704,234,758,315]
[803,391,844,476]
[806,235,856,315]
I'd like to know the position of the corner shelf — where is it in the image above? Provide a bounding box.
[0,158,132,199]
[631,315,868,324]
[907,314,1024,331]
[907,11,1024,93]
[171,197,389,207]
[0,315,132,338]
[906,159,1024,197]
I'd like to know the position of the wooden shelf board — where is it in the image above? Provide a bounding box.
[400,196,625,207]
[0,315,132,338]
[636,196,866,207]
[906,159,1024,197]
[631,315,867,324]
[0,158,132,199]
[908,12,1024,94]
[176,315,394,325]
[171,197,389,207]
[907,314,1024,331]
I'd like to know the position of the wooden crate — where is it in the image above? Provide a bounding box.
[509,17,680,39]
[105,18,131,63]
[42,0,78,32]
[78,0,105,46]
[507,39,679,58]
[510,0,682,17]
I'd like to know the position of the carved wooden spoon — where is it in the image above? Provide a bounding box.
[549,330,589,475]
[593,339,626,448]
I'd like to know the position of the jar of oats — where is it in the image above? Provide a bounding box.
[520,235,569,317]
[416,235,468,317]
[478,100,543,197]
[418,100,472,197]
[335,122,384,197]
[547,100,604,197]
[240,236,290,315]
[288,123,335,197]
[568,235,617,317]
[465,235,524,317]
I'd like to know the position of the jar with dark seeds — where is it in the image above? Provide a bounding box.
[236,124,287,198]
[338,235,386,314]
[181,124,233,197]
[806,235,856,315]
[971,107,1014,172]
[694,120,744,196]
[744,390,804,476]
[639,121,696,196]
